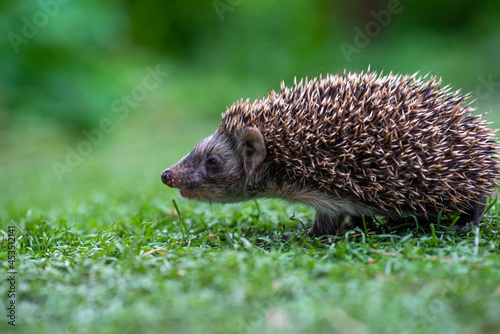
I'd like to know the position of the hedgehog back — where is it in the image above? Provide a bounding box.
[219,71,500,215]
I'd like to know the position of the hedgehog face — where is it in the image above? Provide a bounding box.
[161,127,267,203]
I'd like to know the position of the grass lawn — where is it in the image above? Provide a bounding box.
[1,97,500,334]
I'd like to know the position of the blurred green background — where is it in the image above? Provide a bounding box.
[1,0,500,218]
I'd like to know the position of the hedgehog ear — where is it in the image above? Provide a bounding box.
[238,127,266,176]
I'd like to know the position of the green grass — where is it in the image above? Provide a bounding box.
[2,199,500,334]
[1,100,500,334]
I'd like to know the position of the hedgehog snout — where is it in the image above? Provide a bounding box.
[161,168,183,188]
[161,169,175,187]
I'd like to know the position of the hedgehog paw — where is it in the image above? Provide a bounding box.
[307,211,345,237]
[453,198,487,229]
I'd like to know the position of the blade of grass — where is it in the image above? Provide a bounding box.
[172,199,186,240]
[444,216,460,234]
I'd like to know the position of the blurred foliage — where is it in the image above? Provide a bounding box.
[1,0,500,131]
[0,1,131,129]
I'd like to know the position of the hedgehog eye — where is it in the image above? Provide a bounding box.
[206,157,218,168]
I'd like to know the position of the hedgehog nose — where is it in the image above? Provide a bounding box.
[161,169,170,185]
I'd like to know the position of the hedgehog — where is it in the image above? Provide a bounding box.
[161,69,500,237]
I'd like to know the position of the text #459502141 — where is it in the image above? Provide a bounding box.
[6,226,17,327]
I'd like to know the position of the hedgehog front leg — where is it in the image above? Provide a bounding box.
[454,197,487,229]
[307,210,346,237]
